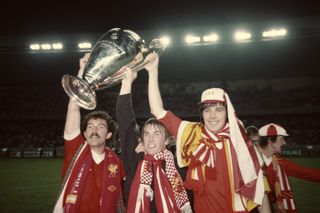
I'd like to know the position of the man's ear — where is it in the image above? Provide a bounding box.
[106,132,112,140]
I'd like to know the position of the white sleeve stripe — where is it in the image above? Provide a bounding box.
[64,129,81,141]
[156,110,168,119]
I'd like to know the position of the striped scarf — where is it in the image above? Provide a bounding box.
[272,154,297,213]
[127,149,190,213]
[182,122,263,211]
[184,124,230,191]
[53,143,123,213]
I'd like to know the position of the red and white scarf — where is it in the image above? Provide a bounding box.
[127,149,190,213]
[184,124,230,190]
[53,143,123,213]
[183,122,263,211]
[272,154,297,213]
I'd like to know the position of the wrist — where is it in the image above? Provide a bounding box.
[68,99,80,109]
[148,68,158,75]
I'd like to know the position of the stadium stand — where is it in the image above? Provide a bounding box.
[1,76,320,157]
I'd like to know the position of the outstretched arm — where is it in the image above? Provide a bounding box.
[145,52,167,118]
[64,53,90,135]
[282,157,320,181]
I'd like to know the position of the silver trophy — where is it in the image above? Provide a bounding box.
[62,28,166,110]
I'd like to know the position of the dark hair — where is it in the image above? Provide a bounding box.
[82,111,116,134]
[246,125,259,137]
[141,118,169,140]
[199,102,227,123]
[259,135,278,148]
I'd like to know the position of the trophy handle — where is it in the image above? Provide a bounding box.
[131,38,166,72]
[62,74,97,110]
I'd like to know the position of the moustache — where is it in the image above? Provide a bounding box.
[89,133,101,138]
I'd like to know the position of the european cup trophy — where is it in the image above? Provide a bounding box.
[62,28,166,110]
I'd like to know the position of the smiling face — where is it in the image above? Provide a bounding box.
[141,119,169,155]
[201,102,227,132]
[84,118,112,149]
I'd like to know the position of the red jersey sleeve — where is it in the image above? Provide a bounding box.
[159,111,182,138]
[281,157,320,182]
[61,133,84,180]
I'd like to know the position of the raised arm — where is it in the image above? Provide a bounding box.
[119,67,137,95]
[144,52,167,118]
[116,67,141,205]
[116,67,140,162]
[64,53,89,135]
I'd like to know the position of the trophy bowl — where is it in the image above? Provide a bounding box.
[62,28,166,110]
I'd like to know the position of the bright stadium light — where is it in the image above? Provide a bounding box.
[203,33,219,43]
[52,43,63,50]
[262,28,287,38]
[78,42,92,49]
[41,43,52,50]
[159,36,171,46]
[185,35,201,44]
[30,44,40,50]
[234,31,251,42]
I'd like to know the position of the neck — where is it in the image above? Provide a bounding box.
[90,146,105,154]
[260,147,274,158]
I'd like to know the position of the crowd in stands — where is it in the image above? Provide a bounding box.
[1,76,320,149]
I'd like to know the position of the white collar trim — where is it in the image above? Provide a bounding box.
[91,149,105,164]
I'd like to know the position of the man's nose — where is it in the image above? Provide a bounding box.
[210,111,216,118]
[148,134,154,141]
[92,126,98,132]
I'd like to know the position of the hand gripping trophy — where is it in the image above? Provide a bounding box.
[62,28,166,109]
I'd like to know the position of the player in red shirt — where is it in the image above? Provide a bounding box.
[145,52,264,213]
[257,123,320,213]
[54,54,125,213]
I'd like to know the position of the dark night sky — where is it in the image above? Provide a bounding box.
[2,1,319,36]
[1,1,320,85]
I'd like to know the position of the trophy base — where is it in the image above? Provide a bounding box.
[62,74,97,110]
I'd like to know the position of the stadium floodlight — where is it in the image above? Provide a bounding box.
[203,33,219,43]
[185,35,201,44]
[234,31,251,42]
[30,44,40,50]
[262,28,287,38]
[78,42,92,49]
[159,36,171,46]
[41,43,52,50]
[52,43,63,50]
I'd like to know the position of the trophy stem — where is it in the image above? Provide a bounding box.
[62,74,97,110]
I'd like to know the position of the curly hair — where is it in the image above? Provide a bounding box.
[81,111,116,134]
